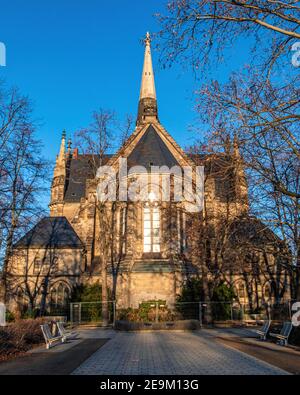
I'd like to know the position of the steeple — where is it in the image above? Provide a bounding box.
[50,131,67,216]
[137,32,159,125]
[54,131,66,178]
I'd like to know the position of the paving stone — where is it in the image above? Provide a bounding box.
[72,332,288,375]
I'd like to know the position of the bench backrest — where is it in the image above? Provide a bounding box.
[261,320,271,333]
[281,321,293,337]
[56,322,66,336]
[41,323,54,341]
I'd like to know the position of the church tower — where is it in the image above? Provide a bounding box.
[49,131,67,216]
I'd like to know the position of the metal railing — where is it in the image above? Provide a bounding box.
[70,301,116,325]
[67,300,293,326]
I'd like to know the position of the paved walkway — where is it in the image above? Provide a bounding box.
[72,331,288,375]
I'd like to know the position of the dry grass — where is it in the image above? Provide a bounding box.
[0,319,45,361]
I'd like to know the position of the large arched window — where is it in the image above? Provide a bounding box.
[143,202,160,253]
[50,282,70,307]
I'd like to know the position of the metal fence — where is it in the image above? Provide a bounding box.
[69,301,116,325]
[115,300,293,325]
[66,300,293,326]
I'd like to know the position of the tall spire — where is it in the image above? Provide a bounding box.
[137,32,159,125]
[139,32,156,100]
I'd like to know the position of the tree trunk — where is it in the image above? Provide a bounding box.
[101,258,109,326]
[39,277,49,316]
[1,226,16,304]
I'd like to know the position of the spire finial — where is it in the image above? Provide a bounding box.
[145,32,151,46]
[67,137,72,153]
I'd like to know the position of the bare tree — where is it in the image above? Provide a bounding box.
[194,75,299,298]
[0,85,49,304]
[75,109,133,325]
[156,0,300,74]
[156,1,299,299]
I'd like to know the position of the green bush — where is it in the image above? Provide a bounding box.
[117,301,173,322]
[71,283,103,303]
[176,279,236,321]
[212,282,236,320]
[5,310,15,323]
[71,283,113,322]
[176,279,204,304]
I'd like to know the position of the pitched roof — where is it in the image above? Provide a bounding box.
[127,124,179,168]
[14,217,83,249]
[229,216,281,246]
[65,154,112,202]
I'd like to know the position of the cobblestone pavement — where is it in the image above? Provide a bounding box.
[72,331,288,375]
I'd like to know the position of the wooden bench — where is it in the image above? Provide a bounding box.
[40,323,63,349]
[269,321,293,346]
[56,322,78,343]
[255,320,271,340]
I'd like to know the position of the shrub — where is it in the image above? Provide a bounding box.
[71,283,103,303]
[116,301,174,322]
[5,310,15,323]
[212,282,236,321]
[70,283,113,322]
[0,319,44,361]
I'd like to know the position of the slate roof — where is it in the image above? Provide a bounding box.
[63,126,180,203]
[127,125,179,169]
[65,154,112,202]
[14,217,83,249]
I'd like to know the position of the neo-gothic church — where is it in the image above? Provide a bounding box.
[7,34,290,315]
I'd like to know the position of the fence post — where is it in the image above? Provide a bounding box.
[156,302,159,323]
[79,303,82,325]
[70,303,73,324]
[113,301,116,328]
[199,302,202,328]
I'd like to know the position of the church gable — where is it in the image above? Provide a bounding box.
[127,124,179,168]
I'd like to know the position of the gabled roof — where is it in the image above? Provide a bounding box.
[127,124,179,168]
[14,217,83,249]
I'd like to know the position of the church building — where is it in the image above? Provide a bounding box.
[6,33,290,316]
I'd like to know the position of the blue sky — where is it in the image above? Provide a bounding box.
[0,0,198,156]
[0,0,251,160]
